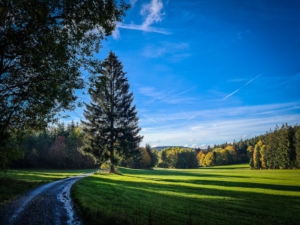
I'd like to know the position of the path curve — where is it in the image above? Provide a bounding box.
[0,173,91,225]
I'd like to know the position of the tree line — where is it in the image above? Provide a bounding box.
[11,123,157,170]
[248,124,300,169]
[10,121,95,169]
[196,123,300,169]
[10,122,300,170]
[106,145,198,169]
[196,139,249,167]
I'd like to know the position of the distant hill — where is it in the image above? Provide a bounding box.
[152,146,196,151]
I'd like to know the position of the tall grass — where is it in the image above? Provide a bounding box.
[72,165,300,225]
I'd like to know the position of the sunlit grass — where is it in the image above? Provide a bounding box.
[0,169,95,204]
[5,169,94,182]
[72,164,300,225]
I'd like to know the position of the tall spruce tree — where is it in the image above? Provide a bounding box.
[81,52,143,173]
[294,125,300,167]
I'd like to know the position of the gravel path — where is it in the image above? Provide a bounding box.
[0,173,91,225]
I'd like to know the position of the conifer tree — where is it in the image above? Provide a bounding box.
[277,124,292,169]
[145,143,157,168]
[81,52,143,173]
[259,144,267,169]
[294,125,300,168]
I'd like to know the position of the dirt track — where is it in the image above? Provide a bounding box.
[0,173,90,225]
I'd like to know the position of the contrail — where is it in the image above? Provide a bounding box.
[142,114,159,123]
[118,24,171,35]
[222,88,241,100]
[173,86,197,97]
[187,113,200,121]
[168,86,197,101]
[222,73,262,100]
[149,86,197,104]
[244,74,261,86]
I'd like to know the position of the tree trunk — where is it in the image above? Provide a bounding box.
[109,164,115,173]
[109,149,116,173]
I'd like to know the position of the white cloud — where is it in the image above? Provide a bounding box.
[188,102,299,121]
[141,114,300,146]
[112,27,120,40]
[200,144,207,149]
[141,0,164,29]
[191,144,198,148]
[139,102,300,126]
[140,102,300,146]
[115,0,170,37]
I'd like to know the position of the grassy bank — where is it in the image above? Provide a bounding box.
[0,169,95,204]
[72,164,300,225]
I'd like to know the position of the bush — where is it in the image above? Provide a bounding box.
[157,162,168,168]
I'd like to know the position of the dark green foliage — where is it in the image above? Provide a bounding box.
[145,144,157,168]
[10,122,95,169]
[251,124,300,169]
[237,139,248,158]
[210,142,248,165]
[295,126,300,167]
[161,151,167,162]
[121,144,158,169]
[0,177,43,203]
[0,134,24,172]
[0,0,129,170]
[81,52,143,173]
[211,124,300,169]
[249,158,254,169]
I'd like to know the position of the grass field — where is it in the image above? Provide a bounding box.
[0,169,95,204]
[72,164,300,225]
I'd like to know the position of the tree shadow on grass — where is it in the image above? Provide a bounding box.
[152,178,300,192]
[119,167,250,179]
[81,174,300,225]
[127,168,300,192]
[199,165,248,170]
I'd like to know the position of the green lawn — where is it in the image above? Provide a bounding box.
[72,165,300,225]
[0,169,95,204]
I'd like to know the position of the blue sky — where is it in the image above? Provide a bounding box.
[67,0,300,148]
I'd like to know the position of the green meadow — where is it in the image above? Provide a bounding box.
[0,169,94,204]
[72,164,300,225]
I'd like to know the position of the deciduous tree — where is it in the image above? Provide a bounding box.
[253,140,262,169]
[204,152,215,167]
